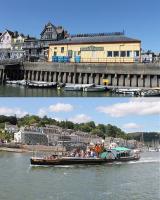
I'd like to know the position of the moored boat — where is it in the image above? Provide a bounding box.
[113,88,141,96]
[83,85,107,92]
[64,84,94,91]
[140,89,160,97]
[27,81,57,88]
[64,85,83,91]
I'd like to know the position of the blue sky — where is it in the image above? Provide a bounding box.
[0,0,160,51]
[0,98,159,133]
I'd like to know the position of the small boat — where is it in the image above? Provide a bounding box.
[114,88,141,96]
[6,80,19,85]
[83,85,107,92]
[64,85,83,91]
[27,81,57,88]
[64,84,94,91]
[140,89,160,97]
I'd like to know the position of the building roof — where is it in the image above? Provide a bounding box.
[24,35,38,42]
[40,22,57,36]
[50,32,141,45]
[6,30,15,37]
[0,30,20,39]
[56,26,64,34]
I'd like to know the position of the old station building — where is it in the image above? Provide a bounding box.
[49,32,141,63]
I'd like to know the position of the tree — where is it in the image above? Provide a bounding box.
[106,124,117,137]
[91,128,105,138]
[105,124,127,139]
[0,115,17,125]
[97,124,106,133]
[79,124,93,132]
[0,130,13,142]
[85,121,96,129]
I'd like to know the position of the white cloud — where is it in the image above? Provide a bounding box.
[0,107,28,117]
[96,99,160,117]
[69,114,91,124]
[49,103,74,112]
[123,123,141,130]
[37,103,74,117]
[37,108,48,117]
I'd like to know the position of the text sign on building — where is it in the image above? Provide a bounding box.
[80,46,104,51]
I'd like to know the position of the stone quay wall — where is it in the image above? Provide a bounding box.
[0,62,160,88]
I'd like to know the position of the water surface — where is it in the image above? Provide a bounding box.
[0,152,159,200]
[0,85,131,97]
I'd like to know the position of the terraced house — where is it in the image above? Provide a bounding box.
[0,29,25,60]
[0,22,68,61]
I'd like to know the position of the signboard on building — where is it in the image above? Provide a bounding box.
[80,46,104,51]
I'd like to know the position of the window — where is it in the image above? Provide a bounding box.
[54,52,57,56]
[134,51,140,57]
[48,34,51,39]
[127,51,131,57]
[54,47,57,50]
[113,51,119,57]
[120,51,126,57]
[61,47,64,53]
[107,51,113,57]
[68,50,73,58]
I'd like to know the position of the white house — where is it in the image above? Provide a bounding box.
[141,51,154,63]
[5,123,19,134]
[0,30,17,49]
[0,30,26,60]
[14,127,48,145]
[14,129,24,143]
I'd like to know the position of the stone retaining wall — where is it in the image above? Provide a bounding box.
[0,62,160,87]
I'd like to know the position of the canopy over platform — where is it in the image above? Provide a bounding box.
[111,147,130,152]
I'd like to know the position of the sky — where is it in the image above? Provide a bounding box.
[0,98,159,133]
[0,0,160,51]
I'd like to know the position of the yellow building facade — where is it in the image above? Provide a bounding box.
[48,33,141,63]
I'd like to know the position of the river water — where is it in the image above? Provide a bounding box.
[0,152,159,200]
[0,85,131,97]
